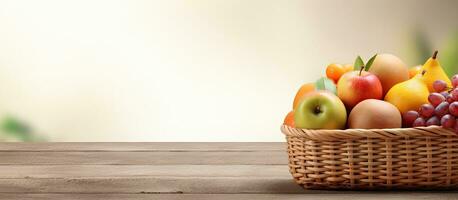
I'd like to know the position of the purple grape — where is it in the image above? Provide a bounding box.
[435,102,450,117]
[428,93,446,107]
[426,116,440,126]
[403,111,419,127]
[441,91,451,98]
[452,75,458,88]
[451,88,458,100]
[447,95,455,103]
[441,114,456,129]
[419,104,435,118]
[433,80,448,92]
[413,117,426,127]
[450,102,458,117]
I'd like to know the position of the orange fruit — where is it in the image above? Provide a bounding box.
[293,83,315,109]
[343,64,354,72]
[408,65,422,79]
[283,111,295,127]
[326,64,345,83]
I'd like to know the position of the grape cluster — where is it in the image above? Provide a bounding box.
[403,75,458,133]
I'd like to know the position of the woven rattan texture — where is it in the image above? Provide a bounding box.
[281,125,458,189]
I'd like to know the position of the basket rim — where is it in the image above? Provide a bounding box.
[281,125,457,141]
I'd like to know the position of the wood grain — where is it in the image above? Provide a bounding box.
[0,177,305,194]
[1,193,457,200]
[0,151,287,165]
[0,142,457,199]
[0,165,289,178]
[0,142,285,152]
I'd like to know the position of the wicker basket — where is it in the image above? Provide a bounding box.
[281,125,458,190]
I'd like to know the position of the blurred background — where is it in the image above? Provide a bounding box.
[0,0,456,141]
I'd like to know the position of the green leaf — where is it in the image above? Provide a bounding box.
[365,54,377,71]
[315,77,336,95]
[354,56,365,71]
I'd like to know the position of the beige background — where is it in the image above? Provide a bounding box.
[0,0,457,141]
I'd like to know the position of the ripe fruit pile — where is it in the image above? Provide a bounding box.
[403,75,458,132]
[284,50,457,133]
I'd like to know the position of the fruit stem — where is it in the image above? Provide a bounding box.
[432,50,438,59]
[314,106,321,114]
[421,70,426,76]
[359,65,365,76]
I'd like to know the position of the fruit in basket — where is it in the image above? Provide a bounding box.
[326,63,354,83]
[447,95,454,103]
[348,99,401,129]
[419,104,435,118]
[368,54,409,95]
[337,68,383,108]
[441,114,456,128]
[435,102,450,118]
[452,88,458,100]
[283,111,295,127]
[453,75,458,88]
[403,75,458,133]
[433,80,448,92]
[403,111,419,127]
[384,72,429,114]
[409,65,422,79]
[343,64,354,72]
[450,102,458,116]
[426,116,440,126]
[293,83,315,109]
[422,51,452,92]
[326,64,345,83]
[412,117,426,127]
[294,91,347,129]
[428,93,445,107]
[440,91,454,103]
[293,77,336,109]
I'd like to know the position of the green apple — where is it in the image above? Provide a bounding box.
[294,91,347,129]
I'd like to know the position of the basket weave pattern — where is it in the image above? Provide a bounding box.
[281,125,458,189]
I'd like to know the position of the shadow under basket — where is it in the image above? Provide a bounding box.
[281,125,458,190]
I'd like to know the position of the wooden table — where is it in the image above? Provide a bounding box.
[0,143,457,199]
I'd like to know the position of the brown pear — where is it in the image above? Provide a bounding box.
[368,54,409,95]
[348,99,402,129]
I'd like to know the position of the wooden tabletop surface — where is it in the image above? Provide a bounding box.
[0,142,457,200]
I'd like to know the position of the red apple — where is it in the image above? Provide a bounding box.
[337,69,383,109]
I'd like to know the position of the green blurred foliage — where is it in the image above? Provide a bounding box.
[0,116,46,142]
[409,29,458,77]
[442,32,458,76]
[411,29,432,65]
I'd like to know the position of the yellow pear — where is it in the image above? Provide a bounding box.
[422,51,451,92]
[385,72,429,114]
